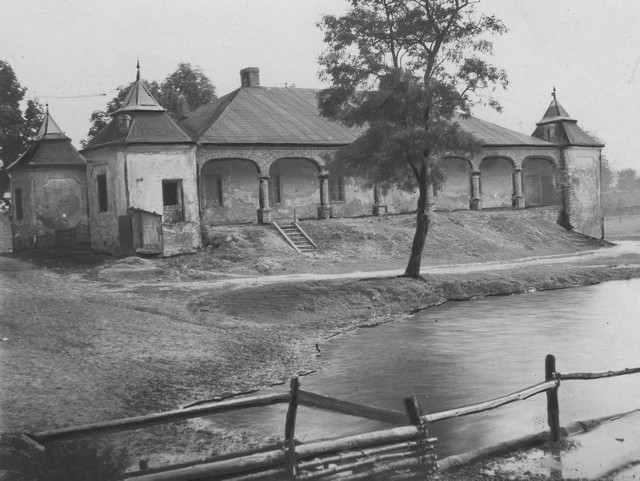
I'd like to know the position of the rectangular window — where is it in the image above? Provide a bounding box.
[329,174,345,202]
[203,174,223,207]
[14,188,23,221]
[162,179,184,223]
[97,174,108,212]
[269,174,282,205]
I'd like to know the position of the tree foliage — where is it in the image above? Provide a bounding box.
[600,155,614,192]
[83,63,216,146]
[0,60,45,193]
[616,167,640,192]
[317,0,508,277]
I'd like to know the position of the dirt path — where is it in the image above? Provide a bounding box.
[97,240,640,294]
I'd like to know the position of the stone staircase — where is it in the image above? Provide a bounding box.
[273,222,318,253]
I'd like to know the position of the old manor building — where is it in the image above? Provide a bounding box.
[6,66,604,256]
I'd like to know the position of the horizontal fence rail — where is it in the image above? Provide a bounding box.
[560,366,640,380]
[20,354,640,481]
[28,392,290,444]
[422,380,558,423]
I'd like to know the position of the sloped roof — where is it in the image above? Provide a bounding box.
[83,111,192,151]
[179,86,360,145]
[536,98,576,125]
[113,65,165,114]
[455,114,556,147]
[561,122,604,147]
[6,110,85,171]
[36,109,68,140]
[533,97,603,147]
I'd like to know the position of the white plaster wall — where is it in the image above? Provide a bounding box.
[125,146,201,253]
[565,146,603,238]
[85,148,125,254]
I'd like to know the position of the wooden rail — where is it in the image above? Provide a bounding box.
[422,380,558,423]
[560,366,640,380]
[29,392,289,443]
[21,355,640,480]
[298,389,408,425]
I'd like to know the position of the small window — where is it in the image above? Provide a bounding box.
[203,174,223,207]
[329,174,345,202]
[97,174,108,212]
[162,179,184,223]
[14,188,23,221]
[269,174,282,205]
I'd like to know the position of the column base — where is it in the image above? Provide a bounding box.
[470,198,482,211]
[317,205,332,220]
[257,208,272,224]
[373,204,388,216]
[514,196,525,209]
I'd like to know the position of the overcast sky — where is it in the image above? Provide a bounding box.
[2,0,639,169]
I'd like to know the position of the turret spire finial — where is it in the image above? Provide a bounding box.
[136,58,140,81]
[552,86,556,101]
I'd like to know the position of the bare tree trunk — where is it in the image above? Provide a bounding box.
[404,163,432,278]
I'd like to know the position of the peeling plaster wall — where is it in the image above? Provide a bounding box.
[126,146,201,256]
[9,171,33,250]
[564,146,603,238]
[480,157,514,208]
[200,159,260,225]
[331,176,374,218]
[10,167,89,250]
[523,158,557,206]
[436,158,471,210]
[387,188,417,214]
[85,149,126,255]
[270,158,321,220]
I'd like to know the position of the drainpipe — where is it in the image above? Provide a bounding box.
[598,149,604,239]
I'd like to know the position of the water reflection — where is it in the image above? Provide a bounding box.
[212,278,640,458]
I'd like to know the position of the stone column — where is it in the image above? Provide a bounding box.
[470,171,482,210]
[257,175,271,224]
[513,167,525,208]
[317,173,332,219]
[373,184,387,216]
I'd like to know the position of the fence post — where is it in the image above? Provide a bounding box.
[284,376,300,478]
[404,394,436,478]
[545,354,560,442]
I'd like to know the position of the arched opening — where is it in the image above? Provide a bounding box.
[523,157,557,207]
[479,157,514,208]
[436,157,472,210]
[200,158,260,224]
[269,157,321,220]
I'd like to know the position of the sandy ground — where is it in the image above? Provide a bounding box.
[2,209,640,478]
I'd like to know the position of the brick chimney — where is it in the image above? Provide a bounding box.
[240,67,260,87]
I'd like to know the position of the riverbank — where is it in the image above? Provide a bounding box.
[2,209,640,477]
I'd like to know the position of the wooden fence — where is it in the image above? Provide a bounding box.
[19,354,640,480]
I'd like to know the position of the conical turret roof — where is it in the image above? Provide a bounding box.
[112,61,165,114]
[82,62,192,151]
[6,106,85,171]
[36,107,69,140]
[532,89,603,147]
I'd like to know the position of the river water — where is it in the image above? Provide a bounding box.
[213,277,640,458]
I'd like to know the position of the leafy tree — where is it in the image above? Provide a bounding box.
[317,0,507,278]
[161,62,216,114]
[600,155,614,192]
[0,60,45,193]
[23,99,46,140]
[616,168,640,192]
[84,63,216,145]
[83,87,129,146]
